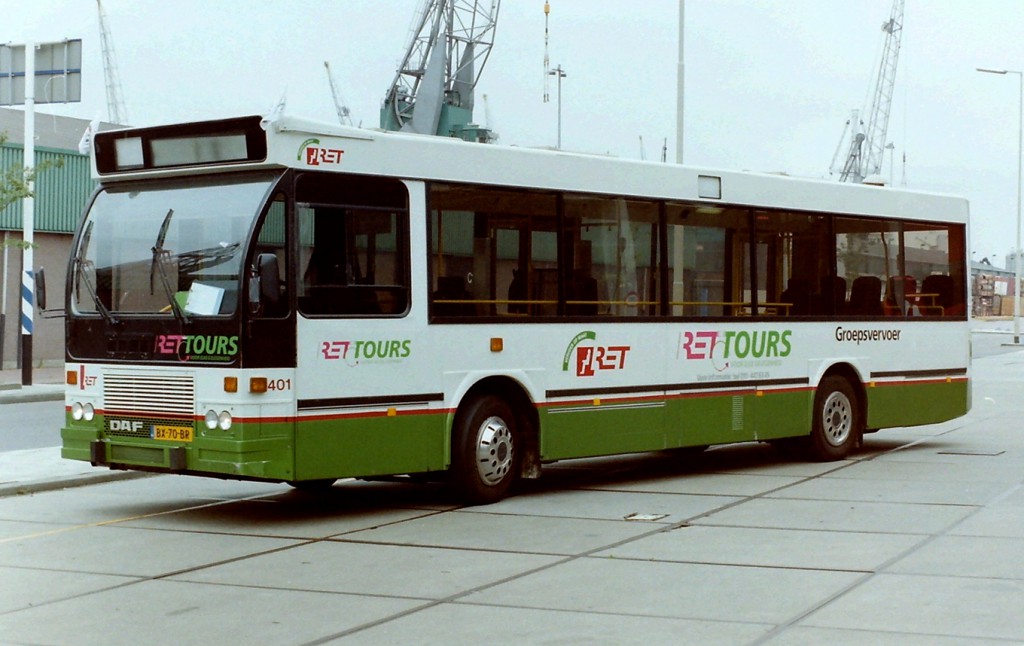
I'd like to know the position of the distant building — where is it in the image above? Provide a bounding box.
[972,256,1016,317]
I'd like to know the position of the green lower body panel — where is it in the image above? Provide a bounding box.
[866,379,969,429]
[541,400,666,460]
[750,389,815,441]
[293,412,449,480]
[540,388,816,461]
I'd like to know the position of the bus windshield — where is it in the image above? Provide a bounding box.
[71,174,277,318]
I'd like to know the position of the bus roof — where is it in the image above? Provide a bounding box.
[93,113,969,225]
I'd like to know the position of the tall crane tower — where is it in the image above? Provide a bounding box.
[96,0,128,125]
[324,61,354,126]
[380,0,501,142]
[830,0,905,183]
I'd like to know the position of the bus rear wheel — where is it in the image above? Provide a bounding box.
[451,395,520,505]
[809,376,861,461]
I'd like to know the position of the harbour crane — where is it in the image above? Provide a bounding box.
[380,0,500,142]
[96,0,128,125]
[323,61,354,126]
[830,0,905,183]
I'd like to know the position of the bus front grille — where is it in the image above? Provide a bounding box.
[104,372,195,419]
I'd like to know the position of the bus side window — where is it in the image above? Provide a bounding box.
[906,221,966,318]
[429,184,558,319]
[666,204,749,317]
[564,196,659,317]
[836,217,900,318]
[295,173,410,318]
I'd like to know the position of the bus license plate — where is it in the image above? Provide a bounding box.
[153,426,193,442]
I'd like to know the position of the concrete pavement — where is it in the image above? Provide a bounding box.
[0,365,147,495]
[0,365,64,404]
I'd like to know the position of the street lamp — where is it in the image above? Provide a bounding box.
[977,67,1024,344]
[548,64,566,149]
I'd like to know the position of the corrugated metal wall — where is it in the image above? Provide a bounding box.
[0,143,93,233]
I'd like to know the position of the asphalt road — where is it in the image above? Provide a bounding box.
[971,318,1024,359]
[0,400,64,452]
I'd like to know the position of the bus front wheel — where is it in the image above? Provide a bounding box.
[287,478,337,491]
[451,395,520,505]
[809,376,861,461]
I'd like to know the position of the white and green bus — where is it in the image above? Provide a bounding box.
[61,114,970,503]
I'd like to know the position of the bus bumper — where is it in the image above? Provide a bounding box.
[63,428,295,482]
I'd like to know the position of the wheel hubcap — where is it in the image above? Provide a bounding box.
[476,416,513,486]
[822,391,853,447]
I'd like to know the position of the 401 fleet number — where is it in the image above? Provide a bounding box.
[267,378,292,391]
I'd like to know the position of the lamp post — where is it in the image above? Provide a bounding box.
[977,67,1023,344]
[677,0,685,164]
[548,64,566,149]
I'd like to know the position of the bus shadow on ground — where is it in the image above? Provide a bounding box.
[289,438,884,503]
[516,442,811,496]
[115,436,951,526]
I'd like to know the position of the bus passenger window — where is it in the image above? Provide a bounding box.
[666,204,750,317]
[904,222,966,317]
[753,210,830,316]
[835,217,900,318]
[295,173,409,317]
[429,184,557,319]
[564,196,659,317]
[833,218,966,319]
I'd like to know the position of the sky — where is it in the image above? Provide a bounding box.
[4,0,1024,266]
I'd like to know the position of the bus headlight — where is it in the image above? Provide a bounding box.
[205,410,232,431]
[71,402,95,422]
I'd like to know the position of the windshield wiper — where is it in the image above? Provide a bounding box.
[176,242,240,274]
[75,221,117,324]
[151,208,190,324]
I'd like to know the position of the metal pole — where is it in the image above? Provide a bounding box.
[676,0,685,164]
[1,231,8,368]
[977,67,1024,344]
[21,43,35,385]
[549,64,566,149]
[1015,70,1022,344]
[557,67,562,150]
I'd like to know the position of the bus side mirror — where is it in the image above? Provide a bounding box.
[249,254,281,314]
[35,267,46,311]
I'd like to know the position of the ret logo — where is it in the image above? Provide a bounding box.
[562,331,630,377]
[297,138,344,166]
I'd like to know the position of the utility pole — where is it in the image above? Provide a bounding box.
[677,0,685,164]
[543,1,566,149]
[21,44,35,386]
[549,64,566,149]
